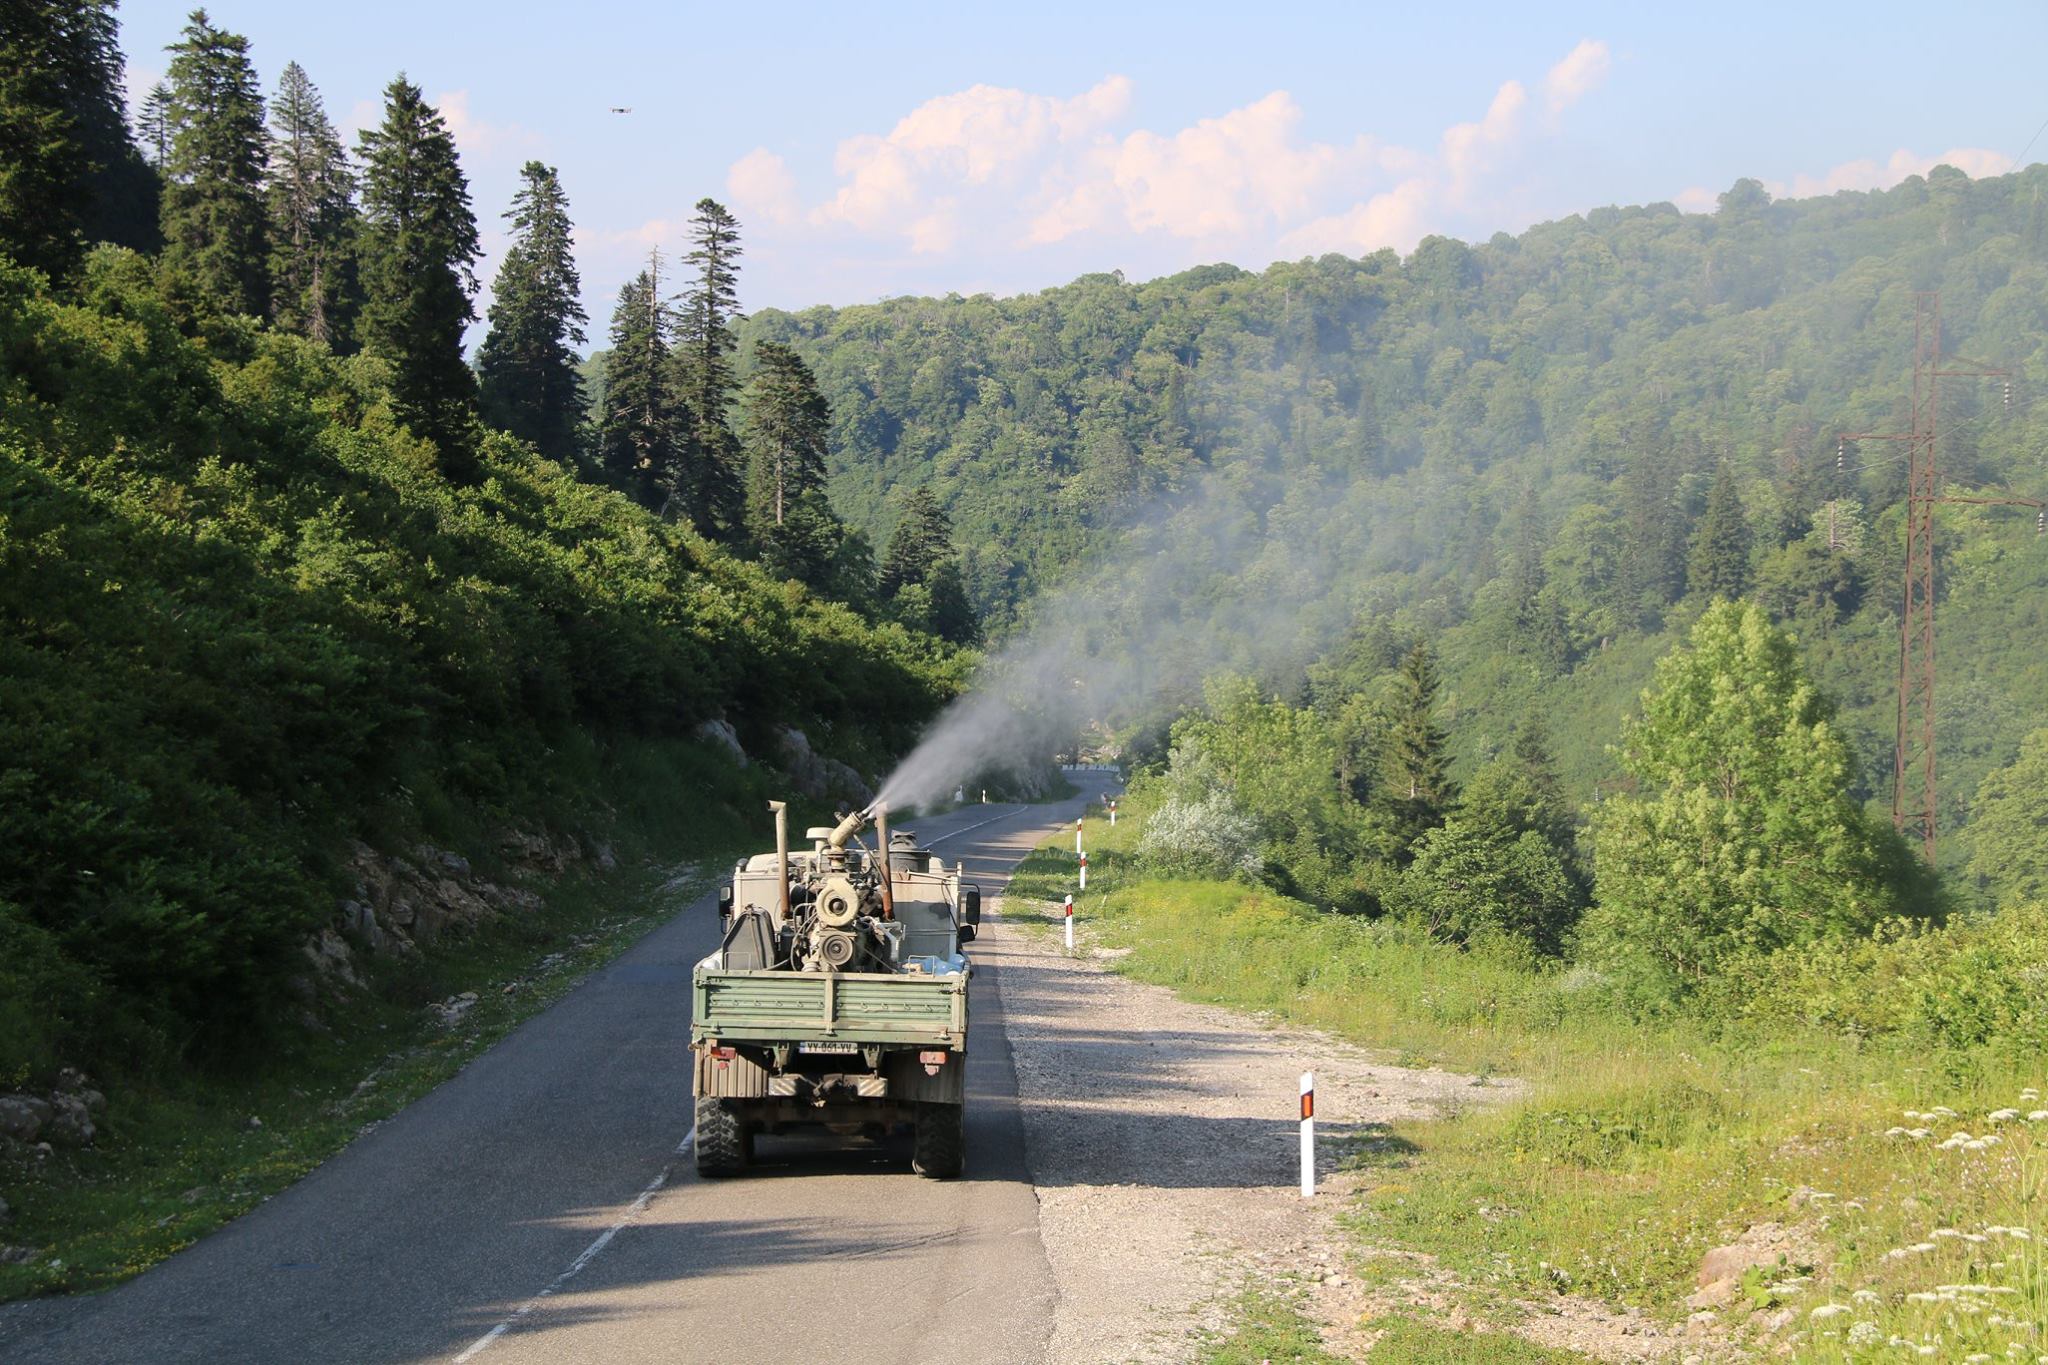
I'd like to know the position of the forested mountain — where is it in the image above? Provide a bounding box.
[741,167,2048,869]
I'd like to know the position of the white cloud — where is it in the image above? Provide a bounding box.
[433,89,542,164]
[1544,39,1611,114]
[1673,146,2012,215]
[1770,145,2009,199]
[817,76,1131,233]
[728,148,799,225]
[709,43,1611,297]
[1033,91,1367,245]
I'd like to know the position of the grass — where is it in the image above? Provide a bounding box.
[1199,1290,1346,1364]
[1012,792,2048,1361]
[0,738,836,1302]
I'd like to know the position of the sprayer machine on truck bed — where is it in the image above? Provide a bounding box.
[692,802,981,1178]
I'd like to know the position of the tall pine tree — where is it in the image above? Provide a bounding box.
[1375,640,1457,861]
[356,75,480,472]
[1687,461,1753,600]
[598,251,691,508]
[161,9,269,316]
[265,61,357,349]
[879,486,977,641]
[137,80,172,167]
[0,0,156,277]
[478,161,587,460]
[673,197,745,537]
[742,342,840,588]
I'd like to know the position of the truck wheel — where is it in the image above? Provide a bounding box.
[911,1102,964,1179]
[695,1096,751,1177]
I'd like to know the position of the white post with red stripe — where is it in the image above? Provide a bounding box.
[1063,894,1075,954]
[1299,1071,1315,1197]
[1109,798,1117,827]
[1075,817,1083,854]
[1078,849,1088,891]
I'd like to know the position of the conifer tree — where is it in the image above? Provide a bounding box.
[1375,640,1456,860]
[743,342,830,529]
[478,161,587,460]
[356,75,480,471]
[879,487,955,597]
[598,251,690,508]
[742,341,841,588]
[161,9,269,315]
[674,197,745,536]
[137,81,173,168]
[0,0,155,277]
[265,61,357,348]
[879,487,977,641]
[1687,462,1753,600]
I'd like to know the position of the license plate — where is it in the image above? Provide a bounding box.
[799,1041,858,1054]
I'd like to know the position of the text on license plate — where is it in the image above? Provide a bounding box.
[799,1041,858,1054]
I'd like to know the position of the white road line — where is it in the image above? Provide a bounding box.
[450,1128,696,1362]
[923,806,1028,847]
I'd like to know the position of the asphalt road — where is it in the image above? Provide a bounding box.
[2,777,1112,1364]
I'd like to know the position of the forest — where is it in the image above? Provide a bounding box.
[0,4,972,1083]
[740,164,2048,890]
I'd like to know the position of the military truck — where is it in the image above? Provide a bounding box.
[692,802,981,1178]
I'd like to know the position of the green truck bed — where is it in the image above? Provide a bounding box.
[691,965,970,1050]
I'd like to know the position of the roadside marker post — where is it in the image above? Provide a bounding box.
[1108,798,1117,827]
[1075,817,1083,855]
[1078,849,1088,891]
[1300,1072,1315,1197]
[1063,894,1074,954]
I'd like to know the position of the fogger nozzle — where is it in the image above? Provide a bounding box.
[824,803,881,849]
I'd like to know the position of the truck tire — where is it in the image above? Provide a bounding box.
[911,1102,964,1179]
[695,1096,751,1177]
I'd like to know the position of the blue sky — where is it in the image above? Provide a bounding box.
[116,1,2048,335]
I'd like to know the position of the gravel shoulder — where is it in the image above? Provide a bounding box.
[982,900,1527,1362]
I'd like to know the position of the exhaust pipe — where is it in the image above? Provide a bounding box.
[768,800,791,923]
[874,803,895,921]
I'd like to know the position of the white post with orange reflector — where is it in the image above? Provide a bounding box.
[1299,1071,1315,1197]
[1078,849,1088,891]
[1063,894,1074,954]
[1075,817,1083,855]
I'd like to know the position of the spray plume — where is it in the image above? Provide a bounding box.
[874,468,1371,809]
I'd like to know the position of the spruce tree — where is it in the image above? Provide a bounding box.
[598,251,690,508]
[356,75,480,471]
[743,341,841,587]
[478,161,587,460]
[1687,462,1753,600]
[879,487,954,597]
[673,197,745,537]
[137,80,172,167]
[161,9,269,316]
[1375,640,1456,860]
[743,343,830,529]
[0,0,155,277]
[265,62,357,349]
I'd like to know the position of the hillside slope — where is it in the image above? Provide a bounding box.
[0,248,960,1077]
[742,166,2048,864]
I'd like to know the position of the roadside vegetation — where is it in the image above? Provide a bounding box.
[1011,606,2046,1360]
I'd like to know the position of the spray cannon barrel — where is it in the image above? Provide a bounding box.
[824,804,878,850]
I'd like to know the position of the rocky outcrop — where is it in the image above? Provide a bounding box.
[301,836,573,996]
[0,1070,106,1150]
[694,717,747,767]
[773,727,873,804]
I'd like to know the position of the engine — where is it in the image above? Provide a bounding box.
[721,803,909,974]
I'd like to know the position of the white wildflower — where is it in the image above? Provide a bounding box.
[2030,1110,2048,1122]
[1989,1108,2022,1122]
[1933,1105,1960,1118]
[1811,1303,1851,1319]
